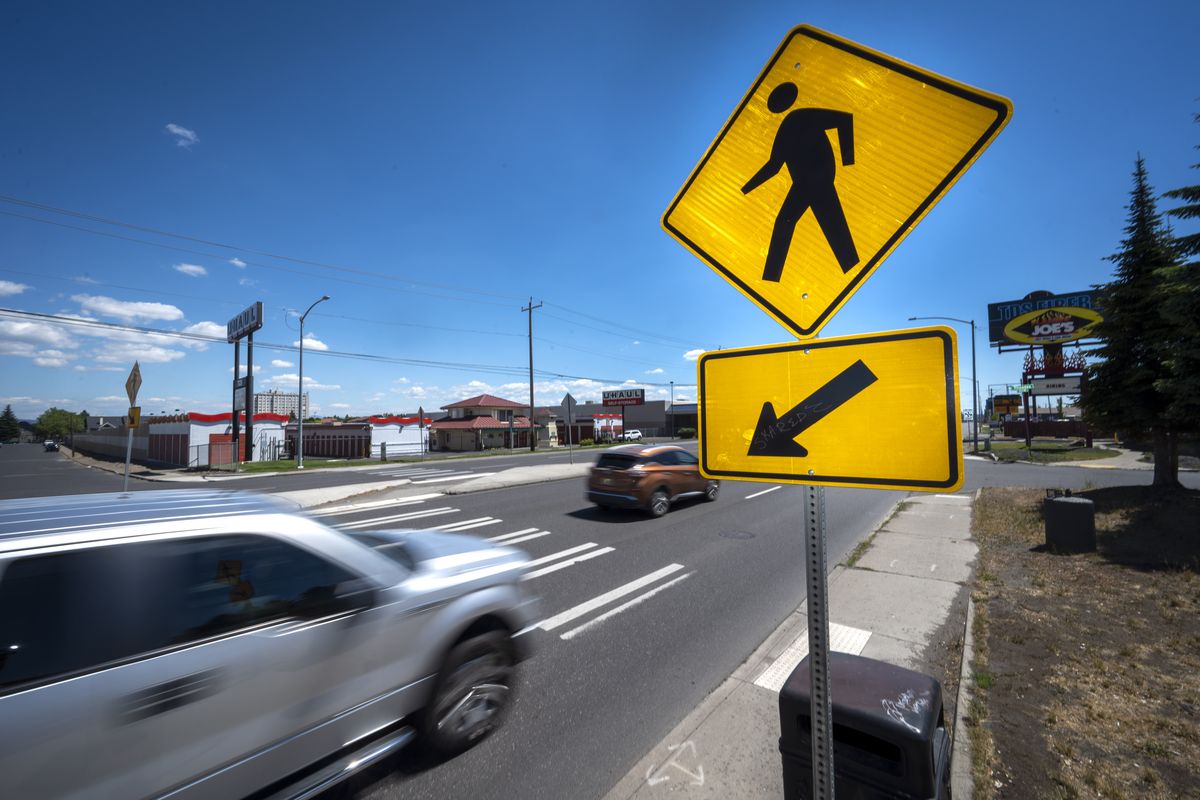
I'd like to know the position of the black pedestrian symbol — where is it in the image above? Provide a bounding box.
[741,82,860,282]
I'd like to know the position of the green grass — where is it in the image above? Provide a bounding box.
[991,441,1121,464]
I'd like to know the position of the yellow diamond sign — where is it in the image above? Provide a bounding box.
[698,327,963,491]
[664,25,1012,338]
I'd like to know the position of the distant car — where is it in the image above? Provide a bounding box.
[42,440,58,452]
[587,444,719,517]
[0,490,539,799]
[620,430,643,441]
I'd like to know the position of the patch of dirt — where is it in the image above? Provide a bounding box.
[970,486,1200,799]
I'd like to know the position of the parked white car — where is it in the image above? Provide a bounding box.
[620,430,643,441]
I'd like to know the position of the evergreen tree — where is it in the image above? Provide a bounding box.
[1081,158,1187,487]
[0,404,20,442]
[1159,114,1200,444]
[1163,112,1200,261]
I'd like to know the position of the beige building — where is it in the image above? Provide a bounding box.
[430,394,539,451]
[254,390,309,419]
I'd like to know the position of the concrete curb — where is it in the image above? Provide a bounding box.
[442,463,590,495]
[949,486,982,800]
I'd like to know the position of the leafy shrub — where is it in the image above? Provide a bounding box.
[676,427,696,438]
[579,438,594,446]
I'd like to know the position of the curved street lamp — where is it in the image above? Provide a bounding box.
[909,315,979,453]
[297,295,330,469]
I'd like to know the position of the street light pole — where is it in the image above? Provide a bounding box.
[909,315,979,453]
[297,294,330,469]
[669,380,675,439]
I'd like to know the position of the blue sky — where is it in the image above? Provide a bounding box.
[1,1,1197,421]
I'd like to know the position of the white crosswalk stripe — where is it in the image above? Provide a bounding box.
[429,516,502,532]
[538,564,685,632]
[333,506,458,530]
[522,546,614,580]
[487,528,540,543]
[309,494,442,517]
[411,472,494,484]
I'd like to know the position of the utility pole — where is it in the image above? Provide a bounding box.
[523,297,543,452]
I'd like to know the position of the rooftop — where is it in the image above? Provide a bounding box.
[441,393,526,410]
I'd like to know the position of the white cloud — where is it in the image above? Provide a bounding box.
[683,348,704,361]
[292,335,328,351]
[32,349,69,368]
[0,280,30,296]
[645,367,664,374]
[229,364,263,375]
[94,395,125,402]
[633,340,641,345]
[229,258,247,268]
[165,123,198,148]
[174,263,207,278]
[72,294,183,322]
[262,373,340,391]
[73,364,124,372]
[180,321,225,350]
[270,359,293,368]
[329,403,352,410]
[394,377,410,385]
[0,319,79,349]
[238,277,258,287]
[95,343,186,364]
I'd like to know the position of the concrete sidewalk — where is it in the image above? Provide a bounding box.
[604,492,979,800]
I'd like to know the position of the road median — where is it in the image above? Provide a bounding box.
[442,463,590,494]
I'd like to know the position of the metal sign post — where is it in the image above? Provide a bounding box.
[804,484,835,799]
[122,361,141,493]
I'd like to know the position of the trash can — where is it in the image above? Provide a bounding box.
[1044,495,1095,553]
[779,652,951,799]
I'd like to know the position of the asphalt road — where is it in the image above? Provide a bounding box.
[0,443,164,497]
[2,445,1196,799]
[323,474,907,800]
[0,443,612,500]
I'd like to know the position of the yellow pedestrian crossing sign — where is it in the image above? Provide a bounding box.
[697,326,963,491]
[663,25,1012,338]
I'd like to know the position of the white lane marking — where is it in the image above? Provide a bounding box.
[745,486,781,500]
[559,571,694,640]
[429,516,496,531]
[540,564,685,632]
[753,622,872,693]
[523,547,614,580]
[309,494,442,517]
[521,543,597,569]
[333,507,458,530]
[412,472,495,485]
[501,531,553,545]
[439,518,503,532]
[934,494,970,501]
[487,528,540,542]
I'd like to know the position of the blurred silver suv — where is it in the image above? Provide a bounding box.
[0,490,538,799]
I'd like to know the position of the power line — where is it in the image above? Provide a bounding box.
[0,194,526,303]
[544,301,700,348]
[0,195,715,350]
[0,307,682,387]
[0,209,515,309]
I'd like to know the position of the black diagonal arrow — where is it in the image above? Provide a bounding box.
[747,359,878,457]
